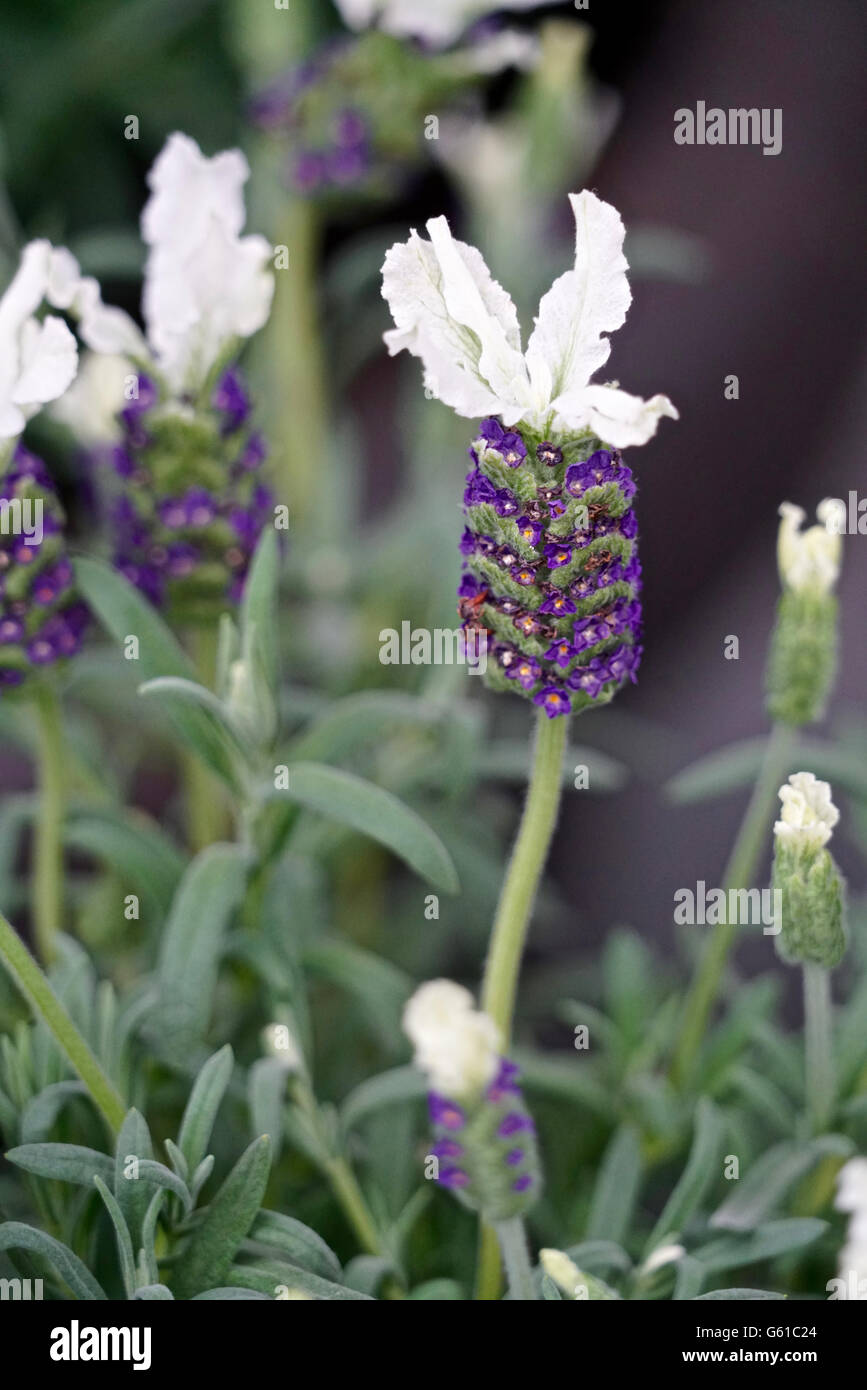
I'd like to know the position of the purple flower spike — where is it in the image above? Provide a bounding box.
[431,1139,464,1159]
[458,571,482,598]
[564,462,590,497]
[0,617,24,643]
[498,1113,534,1139]
[544,542,572,569]
[512,1174,533,1193]
[512,612,542,640]
[513,563,538,587]
[533,686,572,718]
[548,498,568,519]
[567,666,605,698]
[494,488,519,517]
[506,1149,525,1167]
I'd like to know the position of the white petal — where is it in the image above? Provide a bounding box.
[143,222,274,391]
[554,383,679,448]
[49,350,131,446]
[381,219,527,419]
[454,29,541,76]
[526,191,632,405]
[10,315,78,410]
[340,0,549,46]
[141,133,249,256]
[73,275,148,359]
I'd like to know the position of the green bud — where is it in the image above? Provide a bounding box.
[773,840,846,969]
[766,589,837,725]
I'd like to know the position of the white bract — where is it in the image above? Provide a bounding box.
[335,0,555,47]
[777,501,843,595]
[50,351,132,446]
[381,190,678,447]
[0,241,79,443]
[774,771,839,851]
[835,1158,867,1299]
[402,979,500,1098]
[52,134,274,398]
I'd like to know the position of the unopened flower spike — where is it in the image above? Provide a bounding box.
[403,980,541,1221]
[53,134,276,622]
[250,1,546,202]
[0,241,88,698]
[766,499,843,726]
[772,771,846,969]
[382,190,677,717]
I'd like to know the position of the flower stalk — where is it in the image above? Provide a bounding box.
[803,963,834,1133]
[31,682,65,964]
[494,1216,537,1301]
[0,909,126,1134]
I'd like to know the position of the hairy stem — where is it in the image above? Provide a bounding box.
[31,683,65,964]
[477,709,568,1300]
[670,722,796,1086]
[803,963,834,1132]
[494,1217,537,1301]
[184,626,227,851]
[0,909,126,1134]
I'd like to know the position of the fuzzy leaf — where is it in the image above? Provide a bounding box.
[134,1284,174,1299]
[710,1136,854,1231]
[645,1099,724,1253]
[149,852,246,1055]
[585,1125,642,1245]
[694,1288,786,1301]
[6,1142,114,1189]
[19,1081,87,1145]
[0,1221,106,1300]
[248,1210,342,1283]
[177,1045,234,1175]
[65,810,185,921]
[240,527,279,697]
[228,1258,373,1301]
[171,1136,271,1300]
[340,1065,427,1133]
[693,1219,827,1272]
[93,1175,136,1298]
[275,762,458,892]
[114,1109,154,1255]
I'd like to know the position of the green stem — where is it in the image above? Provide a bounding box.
[481,709,568,1040]
[477,709,567,1301]
[803,964,834,1132]
[31,683,65,964]
[494,1218,537,1301]
[670,721,797,1086]
[184,627,226,852]
[0,909,126,1134]
[323,1155,384,1257]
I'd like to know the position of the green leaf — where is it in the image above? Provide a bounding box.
[674,1255,706,1300]
[64,810,185,922]
[228,1258,373,1301]
[74,558,241,788]
[288,690,449,766]
[114,1109,154,1255]
[645,1099,724,1253]
[177,1045,234,1175]
[171,1136,271,1300]
[693,1219,827,1272]
[6,1143,115,1189]
[0,1222,106,1300]
[19,1081,87,1144]
[564,1241,633,1276]
[247,1058,288,1161]
[585,1125,643,1245]
[710,1136,854,1231]
[304,940,413,1052]
[408,1278,464,1300]
[240,528,279,696]
[133,1284,174,1299]
[192,1286,272,1300]
[248,1210,342,1283]
[93,1175,136,1299]
[694,1288,786,1300]
[138,677,247,787]
[666,736,867,806]
[340,1065,427,1133]
[275,762,458,892]
[133,1160,193,1213]
[149,852,247,1055]
[479,739,628,791]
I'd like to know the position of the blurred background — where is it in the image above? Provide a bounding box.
[0,0,864,1028]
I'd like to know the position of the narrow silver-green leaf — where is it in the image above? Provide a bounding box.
[177,1044,234,1174]
[6,1143,115,1189]
[645,1099,724,1254]
[171,1136,271,1299]
[0,1221,106,1300]
[586,1125,643,1245]
[93,1175,136,1298]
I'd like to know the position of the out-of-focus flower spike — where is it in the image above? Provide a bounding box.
[766,500,843,726]
[772,772,846,969]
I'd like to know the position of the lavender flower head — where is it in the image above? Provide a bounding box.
[249,2,544,201]
[403,980,541,1220]
[381,190,678,716]
[0,241,87,695]
[50,135,276,621]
